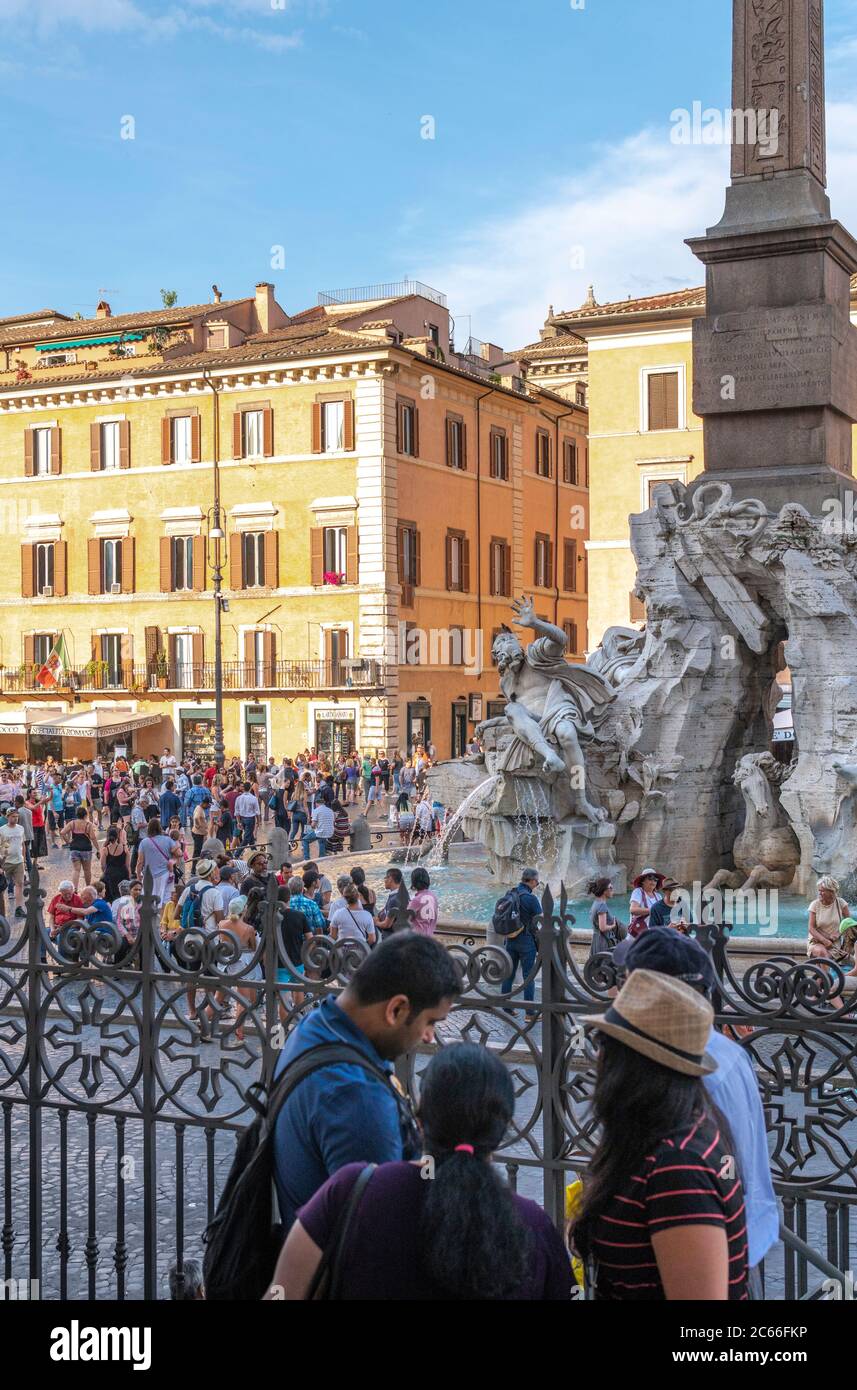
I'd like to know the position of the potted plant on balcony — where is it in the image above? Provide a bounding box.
[323,571,346,587]
[154,650,170,689]
[83,659,109,690]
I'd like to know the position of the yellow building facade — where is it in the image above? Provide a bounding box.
[0,283,589,763]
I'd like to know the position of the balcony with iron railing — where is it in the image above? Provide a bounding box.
[0,659,386,696]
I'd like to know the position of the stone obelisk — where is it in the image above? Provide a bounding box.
[687,0,857,511]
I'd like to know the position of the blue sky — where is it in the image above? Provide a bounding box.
[2,0,857,346]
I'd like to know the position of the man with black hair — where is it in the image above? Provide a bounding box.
[273,931,460,1232]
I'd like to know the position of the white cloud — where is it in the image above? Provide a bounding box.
[0,0,303,49]
[417,103,857,350]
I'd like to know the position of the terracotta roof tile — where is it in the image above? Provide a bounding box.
[0,297,251,345]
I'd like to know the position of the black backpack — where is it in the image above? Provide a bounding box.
[492,888,526,939]
[202,1041,419,1301]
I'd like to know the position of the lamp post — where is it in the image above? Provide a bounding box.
[203,370,226,770]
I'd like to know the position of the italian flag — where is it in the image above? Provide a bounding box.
[36,635,70,690]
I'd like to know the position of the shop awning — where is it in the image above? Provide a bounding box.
[0,706,65,735]
[32,709,164,740]
[35,334,144,351]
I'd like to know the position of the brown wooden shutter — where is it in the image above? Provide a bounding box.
[88,538,102,594]
[323,629,334,665]
[311,402,322,454]
[24,430,34,477]
[229,533,243,589]
[23,635,35,667]
[191,414,201,463]
[395,402,403,454]
[461,537,471,592]
[413,407,420,458]
[396,524,406,582]
[488,542,497,597]
[343,398,355,452]
[445,418,452,468]
[161,417,172,465]
[21,544,35,598]
[232,411,243,460]
[168,634,177,670]
[262,407,274,457]
[546,539,554,588]
[145,626,161,671]
[54,541,67,597]
[263,531,279,587]
[50,427,61,474]
[120,537,135,593]
[192,534,206,591]
[564,540,577,592]
[92,634,102,664]
[243,630,255,673]
[460,423,467,471]
[445,533,453,590]
[414,528,421,585]
[263,630,276,682]
[345,526,358,585]
[192,632,204,674]
[118,419,131,469]
[90,422,101,471]
[310,528,324,586]
[534,536,541,586]
[120,636,132,684]
[502,542,511,597]
[160,537,173,592]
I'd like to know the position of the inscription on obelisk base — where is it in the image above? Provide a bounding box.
[686,0,857,506]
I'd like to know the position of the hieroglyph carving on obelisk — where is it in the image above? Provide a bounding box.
[732,0,826,185]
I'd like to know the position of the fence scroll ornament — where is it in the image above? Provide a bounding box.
[0,867,855,1298]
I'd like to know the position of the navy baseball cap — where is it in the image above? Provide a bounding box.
[624,927,716,996]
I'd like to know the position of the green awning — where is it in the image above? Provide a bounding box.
[36,333,144,351]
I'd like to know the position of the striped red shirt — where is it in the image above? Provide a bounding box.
[591,1117,749,1300]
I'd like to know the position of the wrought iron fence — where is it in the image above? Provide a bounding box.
[1,866,855,1300]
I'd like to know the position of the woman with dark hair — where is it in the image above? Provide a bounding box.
[266,1042,571,1300]
[349,865,376,916]
[100,823,130,903]
[572,969,748,1301]
[407,865,438,937]
[588,876,625,956]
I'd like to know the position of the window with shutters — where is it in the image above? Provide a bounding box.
[446,530,468,592]
[397,398,418,456]
[321,400,345,452]
[489,429,509,481]
[101,422,121,471]
[644,369,681,431]
[563,439,579,486]
[563,620,579,654]
[323,527,347,580]
[489,539,511,597]
[446,415,466,470]
[242,532,265,588]
[397,523,418,586]
[535,430,552,478]
[35,543,55,596]
[33,428,52,477]
[171,536,194,592]
[174,633,195,690]
[242,410,265,459]
[101,633,123,688]
[102,539,122,593]
[563,539,578,593]
[575,384,587,407]
[534,533,552,588]
[171,416,193,465]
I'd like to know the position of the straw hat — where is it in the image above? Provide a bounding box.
[632,867,665,890]
[584,968,717,1077]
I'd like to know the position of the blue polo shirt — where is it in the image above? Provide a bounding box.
[516,883,543,930]
[273,996,409,1232]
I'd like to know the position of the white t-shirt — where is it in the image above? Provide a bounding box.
[329,905,376,943]
[0,823,25,865]
[178,881,224,930]
[235,793,261,818]
[312,804,335,838]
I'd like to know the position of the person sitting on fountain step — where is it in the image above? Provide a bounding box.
[648,879,692,933]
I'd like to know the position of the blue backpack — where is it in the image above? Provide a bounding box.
[180,881,215,932]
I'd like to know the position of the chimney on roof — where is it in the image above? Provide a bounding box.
[212,284,222,304]
[582,286,597,309]
[255,282,275,334]
[96,300,112,319]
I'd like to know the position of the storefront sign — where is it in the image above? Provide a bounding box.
[314,707,355,721]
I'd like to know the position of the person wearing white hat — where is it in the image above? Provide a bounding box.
[572,969,749,1302]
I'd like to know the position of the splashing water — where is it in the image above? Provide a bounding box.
[427,774,502,867]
